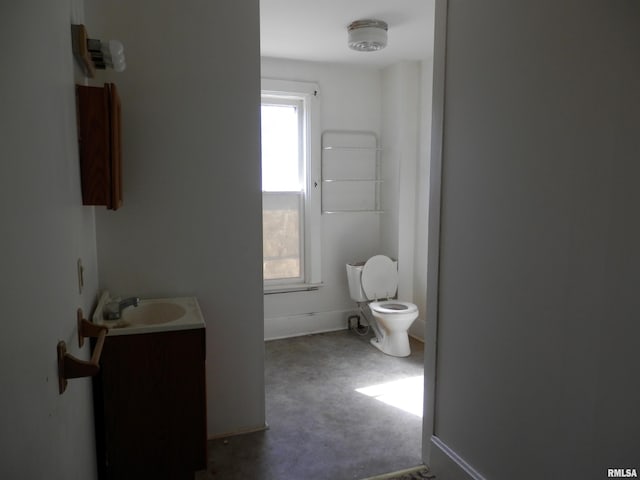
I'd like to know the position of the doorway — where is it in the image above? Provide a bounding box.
[258,0,437,476]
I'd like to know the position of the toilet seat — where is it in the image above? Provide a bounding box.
[361,255,398,300]
[370,300,418,315]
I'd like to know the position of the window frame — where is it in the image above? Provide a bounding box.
[261,78,322,293]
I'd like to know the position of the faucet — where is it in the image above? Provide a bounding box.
[103,297,140,320]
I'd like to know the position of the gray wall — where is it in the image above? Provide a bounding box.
[0,2,100,478]
[87,0,265,437]
[427,0,640,478]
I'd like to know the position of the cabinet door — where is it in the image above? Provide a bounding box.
[76,83,122,210]
[95,329,207,480]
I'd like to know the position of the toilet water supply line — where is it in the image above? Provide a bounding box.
[348,313,369,335]
[349,302,384,343]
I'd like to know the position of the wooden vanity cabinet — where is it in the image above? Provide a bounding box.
[76,83,122,210]
[92,328,207,480]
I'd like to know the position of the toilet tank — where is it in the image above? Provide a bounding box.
[347,258,399,303]
[346,262,368,302]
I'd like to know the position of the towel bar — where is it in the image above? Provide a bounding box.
[57,308,108,394]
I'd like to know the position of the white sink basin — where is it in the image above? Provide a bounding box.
[93,292,205,336]
[118,301,186,327]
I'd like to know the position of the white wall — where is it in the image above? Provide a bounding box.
[87,0,265,437]
[261,58,383,339]
[411,58,434,340]
[0,2,100,478]
[381,61,432,340]
[380,62,419,262]
[426,1,640,478]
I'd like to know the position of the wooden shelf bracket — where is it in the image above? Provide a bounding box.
[71,24,96,78]
[57,308,109,394]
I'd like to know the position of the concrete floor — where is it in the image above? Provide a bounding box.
[203,330,425,480]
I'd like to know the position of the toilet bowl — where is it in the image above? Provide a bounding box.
[346,255,419,357]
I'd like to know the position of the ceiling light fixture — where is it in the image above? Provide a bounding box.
[348,19,388,52]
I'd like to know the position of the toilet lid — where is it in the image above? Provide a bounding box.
[361,255,398,300]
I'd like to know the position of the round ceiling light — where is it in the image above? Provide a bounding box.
[347,19,388,52]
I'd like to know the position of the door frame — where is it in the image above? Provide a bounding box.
[422,0,448,465]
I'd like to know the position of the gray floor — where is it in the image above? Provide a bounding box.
[203,329,425,480]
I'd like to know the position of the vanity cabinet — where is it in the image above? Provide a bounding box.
[76,83,122,210]
[92,328,207,480]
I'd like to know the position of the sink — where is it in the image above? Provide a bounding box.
[92,292,205,336]
[118,302,186,327]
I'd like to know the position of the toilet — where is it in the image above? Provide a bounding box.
[346,255,418,357]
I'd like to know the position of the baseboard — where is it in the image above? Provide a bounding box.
[207,423,269,440]
[360,464,430,480]
[265,310,428,343]
[264,309,353,340]
[429,436,486,480]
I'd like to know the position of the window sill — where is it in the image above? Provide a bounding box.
[263,283,324,295]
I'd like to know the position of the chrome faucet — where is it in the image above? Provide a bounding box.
[103,297,140,320]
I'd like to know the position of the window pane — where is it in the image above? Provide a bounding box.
[261,103,301,192]
[263,192,302,280]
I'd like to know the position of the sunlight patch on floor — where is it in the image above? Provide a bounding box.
[355,375,424,417]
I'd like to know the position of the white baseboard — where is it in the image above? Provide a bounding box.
[265,310,428,343]
[264,310,354,341]
[429,436,486,480]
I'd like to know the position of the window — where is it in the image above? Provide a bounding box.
[261,79,321,292]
